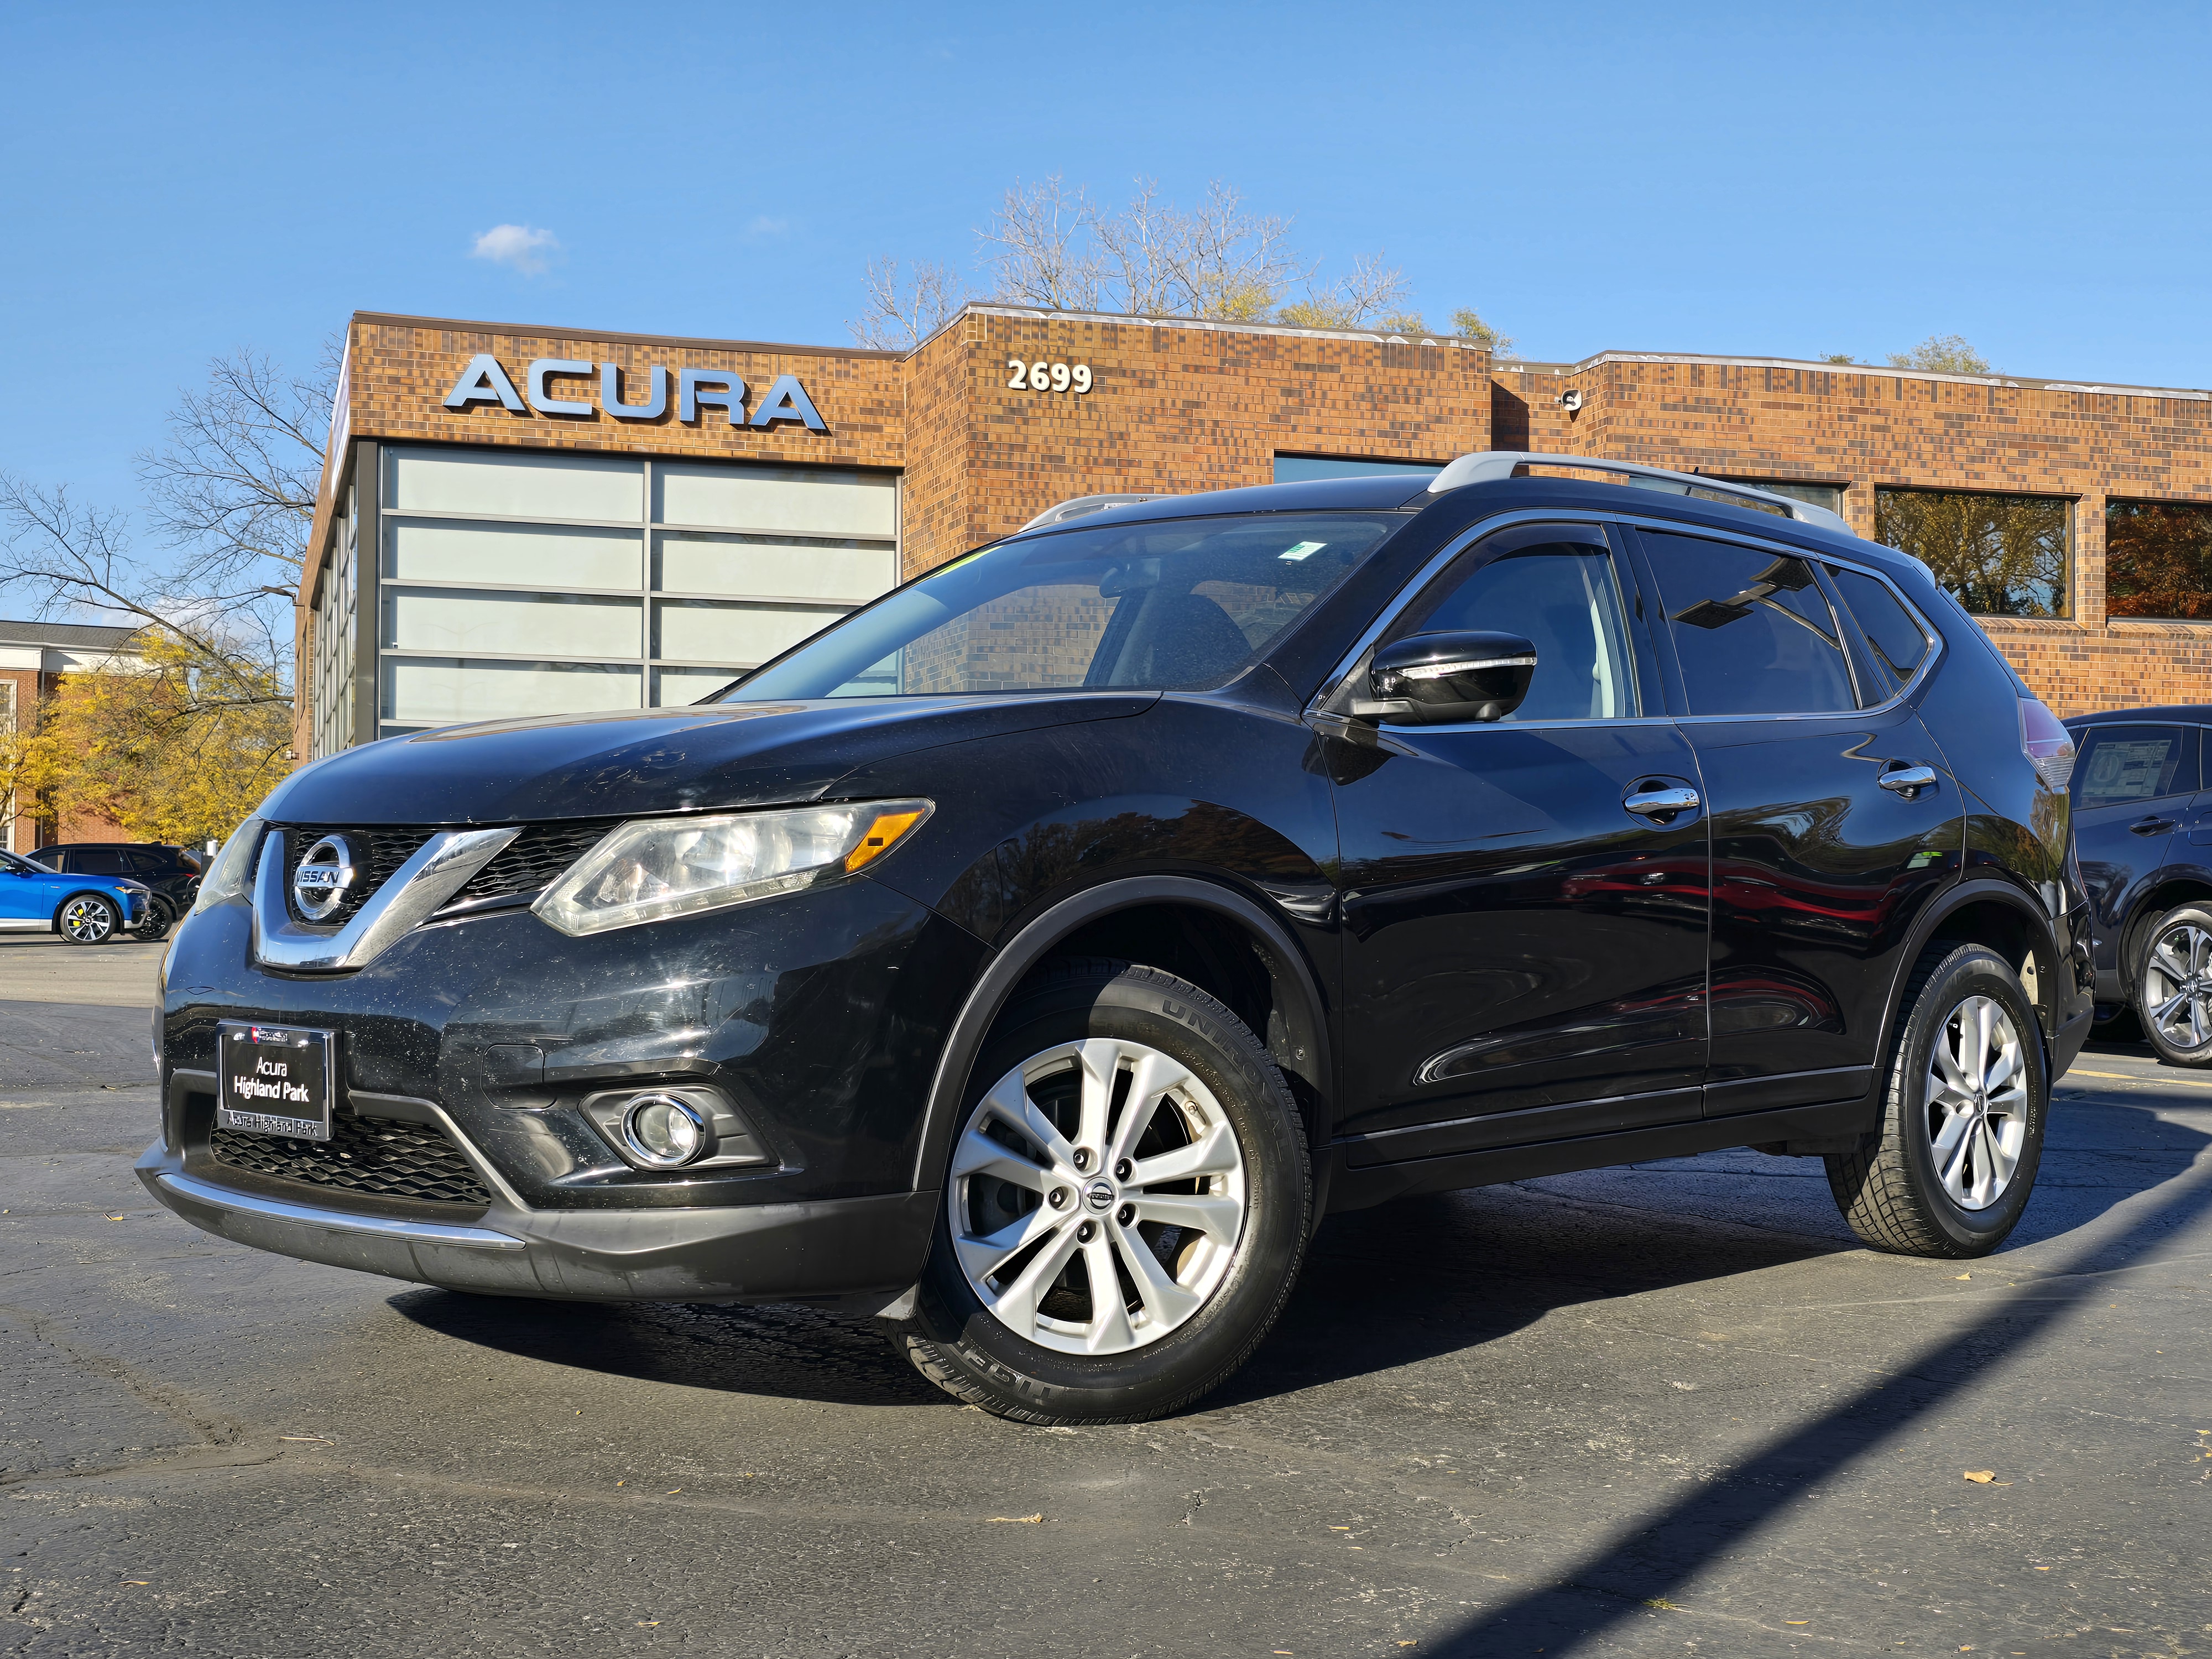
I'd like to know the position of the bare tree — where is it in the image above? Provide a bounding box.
[137,340,338,598]
[976,175,1104,311]
[1279,251,1415,331]
[1092,178,1180,316]
[848,257,972,349]
[0,474,290,703]
[1151,181,1307,321]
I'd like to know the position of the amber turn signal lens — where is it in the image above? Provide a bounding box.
[844,807,928,873]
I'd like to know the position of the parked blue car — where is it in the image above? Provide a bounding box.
[0,848,150,943]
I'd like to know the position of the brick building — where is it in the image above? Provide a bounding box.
[300,305,2212,754]
[0,619,143,852]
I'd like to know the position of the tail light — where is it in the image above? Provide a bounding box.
[2020,696,2076,791]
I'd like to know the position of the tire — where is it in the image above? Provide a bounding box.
[2132,903,2212,1068]
[137,898,175,943]
[1825,943,2048,1258]
[893,958,1310,1425]
[57,894,119,945]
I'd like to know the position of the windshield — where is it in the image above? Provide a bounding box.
[726,512,1399,700]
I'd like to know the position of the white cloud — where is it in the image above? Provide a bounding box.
[469,223,561,276]
[747,215,789,238]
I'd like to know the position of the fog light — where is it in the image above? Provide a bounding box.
[620,1093,711,1167]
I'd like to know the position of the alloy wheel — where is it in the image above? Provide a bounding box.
[1923,993,2028,1211]
[948,1037,1248,1356]
[2142,919,2212,1054]
[60,898,113,943]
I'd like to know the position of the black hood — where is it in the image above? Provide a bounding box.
[259,693,1157,825]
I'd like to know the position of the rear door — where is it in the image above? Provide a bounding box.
[2068,722,2198,1000]
[1329,519,1713,1165]
[1627,527,1963,1119]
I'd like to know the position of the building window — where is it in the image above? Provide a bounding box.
[1274,454,1443,484]
[2106,499,2212,621]
[368,447,899,741]
[1873,487,2069,618]
[1717,478,1845,516]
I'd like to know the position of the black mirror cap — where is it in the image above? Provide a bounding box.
[1368,630,1537,724]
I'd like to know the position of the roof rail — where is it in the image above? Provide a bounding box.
[1425,452,1854,536]
[1019,493,1163,532]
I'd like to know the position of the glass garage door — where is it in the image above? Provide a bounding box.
[376,446,898,738]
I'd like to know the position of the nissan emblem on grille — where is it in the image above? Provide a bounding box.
[292,834,357,922]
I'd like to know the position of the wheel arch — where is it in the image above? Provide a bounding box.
[2117,875,2212,1000]
[1882,879,2062,1056]
[49,888,123,935]
[911,876,1334,1193]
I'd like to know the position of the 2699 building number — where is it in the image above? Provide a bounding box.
[1006,359,1093,394]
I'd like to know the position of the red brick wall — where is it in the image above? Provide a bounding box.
[309,311,2212,722]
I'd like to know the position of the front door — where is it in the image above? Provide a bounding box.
[2068,722,2199,1002]
[1331,520,1712,1166]
[1627,528,1964,1119]
[0,852,51,929]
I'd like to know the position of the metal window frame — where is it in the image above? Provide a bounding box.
[368,444,902,741]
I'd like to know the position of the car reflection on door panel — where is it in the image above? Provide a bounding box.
[1629,528,1964,1119]
[1328,521,1712,1166]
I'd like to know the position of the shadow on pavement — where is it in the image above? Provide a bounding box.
[392,1088,2209,1463]
[1421,1097,2212,1656]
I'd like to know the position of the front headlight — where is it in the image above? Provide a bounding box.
[533,800,932,937]
[190,817,264,915]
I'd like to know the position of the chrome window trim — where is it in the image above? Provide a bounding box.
[1305,508,1944,733]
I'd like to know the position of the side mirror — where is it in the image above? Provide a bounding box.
[1362,631,1537,725]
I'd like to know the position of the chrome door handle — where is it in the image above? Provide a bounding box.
[1624,785,1700,818]
[2131,816,2178,836]
[1878,765,1939,797]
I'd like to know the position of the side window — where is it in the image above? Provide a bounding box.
[126,852,169,874]
[2072,724,2199,810]
[1391,525,1639,721]
[1640,531,1857,716]
[72,850,130,875]
[1830,566,1933,696]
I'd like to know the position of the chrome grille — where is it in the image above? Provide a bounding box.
[270,825,436,926]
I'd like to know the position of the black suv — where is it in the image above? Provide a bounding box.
[2058,706,2212,1063]
[143,453,2093,1423]
[33,842,201,938]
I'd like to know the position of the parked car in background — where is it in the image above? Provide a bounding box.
[144,453,2091,1424]
[0,848,153,943]
[30,843,201,941]
[2060,707,2212,1065]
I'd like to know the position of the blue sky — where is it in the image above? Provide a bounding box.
[4,1,2210,515]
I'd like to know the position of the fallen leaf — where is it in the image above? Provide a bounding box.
[637,1620,660,1627]
[1644,1598,1682,1611]
[2034,1566,2051,1571]
[666,1488,680,1494]
[1963,1469,1996,1483]
[1329,1525,1352,1531]
[122,1580,149,1586]
[1786,1620,1809,1626]
[279,1436,331,1443]
[1954,1272,1971,1280]
[988,1513,1044,1524]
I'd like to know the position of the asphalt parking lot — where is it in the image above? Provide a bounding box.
[2,932,2207,1657]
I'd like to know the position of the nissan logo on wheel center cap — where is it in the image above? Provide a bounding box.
[292,834,358,922]
[1082,1177,1116,1212]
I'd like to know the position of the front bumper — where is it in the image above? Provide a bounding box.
[150,872,985,1302]
[137,1135,936,1303]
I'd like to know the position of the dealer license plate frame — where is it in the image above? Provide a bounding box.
[215,1020,337,1142]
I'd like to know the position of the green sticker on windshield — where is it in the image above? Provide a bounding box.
[1279,541,1326,562]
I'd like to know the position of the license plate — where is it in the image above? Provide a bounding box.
[216,1021,336,1141]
